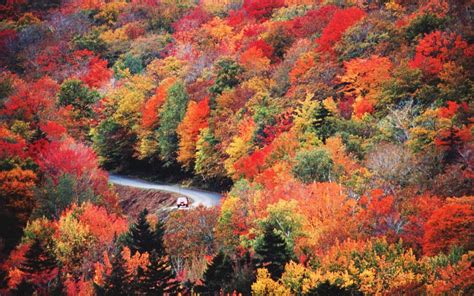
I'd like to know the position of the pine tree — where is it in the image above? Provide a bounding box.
[126,208,156,255]
[102,250,131,296]
[12,279,35,296]
[19,238,58,292]
[127,211,178,293]
[153,219,166,258]
[254,224,293,280]
[313,101,334,144]
[139,251,178,295]
[202,250,233,294]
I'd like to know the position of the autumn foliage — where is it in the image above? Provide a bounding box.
[0,0,473,294]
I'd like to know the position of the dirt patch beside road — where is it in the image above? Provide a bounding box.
[114,184,185,220]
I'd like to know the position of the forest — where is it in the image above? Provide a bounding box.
[0,0,473,295]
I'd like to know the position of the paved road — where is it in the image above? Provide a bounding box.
[108,174,222,207]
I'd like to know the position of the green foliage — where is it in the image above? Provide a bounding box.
[34,174,97,220]
[125,208,163,255]
[254,224,293,280]
[0,74,13,104]
[92,118,137,170]
[72,30,107,54]
[209,59,243,96]
[58,79,100,118]
[380,64,439,108]
[130,33,173,66]
[126,209,177,294]
[195,128,226,180]
[113,53,144,78]
[406,14,445,42]
[271,5,310,21]
[201,251,234,294]
[337,18,396,61]
[313,101,335,144]
[157,82,189,166]
[102,250,131,296]
[139,252,178,295]
[292,148,334,183]
[19,237,58,292]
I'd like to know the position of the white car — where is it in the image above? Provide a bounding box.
[176,196,189,208]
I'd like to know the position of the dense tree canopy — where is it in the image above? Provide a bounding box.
[0,0,472,294]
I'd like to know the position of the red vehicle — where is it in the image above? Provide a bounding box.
[176,196,189,208]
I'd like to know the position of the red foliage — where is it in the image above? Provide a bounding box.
[357,189,402,241]
[35,45,71,77]
[353,99,375,117]
[289,52,315,84]
[423,197,474,255]
[77,203,128,244]
[247,39,273,59]
[438,101,460,119]
[0,29,16,51]
[173,7,211,33]
[233,145,273,179]
[227,9,246,27]
[142,78,176,129]
[259,111,293,145]
[0,125,27,160]
[2,76,59,123]
[401,194,444,252]
[316,7,366,54]
[409,31,474,76]
[125,23,146,39]
[177,97,210,165]
[286,5,338,38]
[32,138,111,199]
[243,0,285,21]
[39,121,67,141]
[81,56,112,88]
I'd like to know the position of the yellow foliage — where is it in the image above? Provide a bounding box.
[137,131,159,160]
[241,77,275,101]
[111,75,155,128]
[147,56,188,81]
[291,93,321,148]
[280,261,319,294]
[54,211,93,270]
[95,1,128,25]
[202,17,233,43]
[252,268,291,296]
[100,27,128,43]
[224,118,256,177]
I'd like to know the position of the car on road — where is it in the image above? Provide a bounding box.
[177,196,189,208]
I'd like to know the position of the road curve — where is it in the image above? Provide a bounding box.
[108,174,222,207]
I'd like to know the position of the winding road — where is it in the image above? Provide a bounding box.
[108,174,222,207]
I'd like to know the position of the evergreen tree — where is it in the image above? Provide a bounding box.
[254,224,293,280]
[12,279,35,296]
[313,101,334,144]
[102,250,130,296]
[92,118,137,171]
[209,59,243,96]
[58,79,99,119]
[202,251,233,295]
[139,251,178,295]
[125,208,156,255]
[50,270,66,296]
[158,82,189,166]
[19,238,58,292]
[153,219,166,258]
